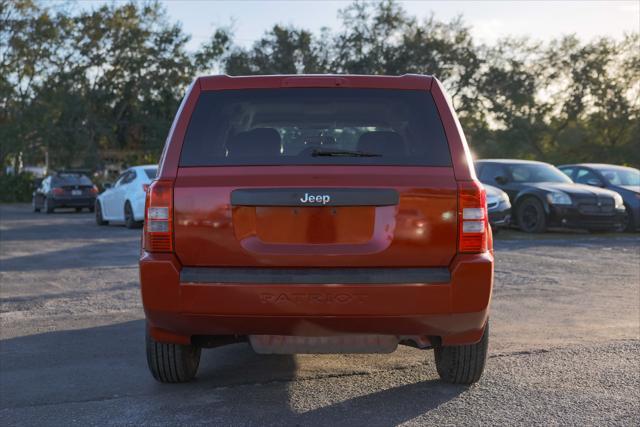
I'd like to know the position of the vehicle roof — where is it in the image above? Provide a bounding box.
[475,159,547,165]
[558,163,636,170]
[197,74,434,91]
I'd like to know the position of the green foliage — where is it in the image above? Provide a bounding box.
[0,173,35,202]
[1,0,638,175]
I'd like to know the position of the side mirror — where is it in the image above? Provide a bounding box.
[103,182,112,190]
[586,178,603,187]
[494,175,508,185]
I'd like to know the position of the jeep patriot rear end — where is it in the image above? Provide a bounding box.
[141,74,493,384]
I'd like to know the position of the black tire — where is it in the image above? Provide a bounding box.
[621,205,635,233]
[146,327,201,383]
[124,201,141,229]
[434,322,489,385]
[95,201,108,226]
[44,198,54,214]
[32,198,40,213]
[516,197,547,233]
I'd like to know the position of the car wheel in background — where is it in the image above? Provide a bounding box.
[621,205,635,232]
[95,201,108,226]
[146,327,201,383]
[124,201,142,229]
[434,322,489,384]
[44,198,54,214]
[32,198,40,213]
[517,197,547,233]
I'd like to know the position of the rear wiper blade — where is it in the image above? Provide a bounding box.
[311,149,381,157]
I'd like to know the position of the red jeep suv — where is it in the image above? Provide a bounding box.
[140,74,493,384]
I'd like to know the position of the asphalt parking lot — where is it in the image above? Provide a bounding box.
[1,204,639,426]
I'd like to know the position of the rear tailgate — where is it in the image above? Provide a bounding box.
[174,165,457,268]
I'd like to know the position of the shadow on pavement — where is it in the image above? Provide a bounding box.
[0,320,465,425]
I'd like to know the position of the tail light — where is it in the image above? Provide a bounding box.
[52,188,64,196]
[458,181,488,253]
[144,180,174,252]
[90,185,99,195]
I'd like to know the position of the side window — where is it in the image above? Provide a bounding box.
[122,170,136,184]
[478,164,505,184]
[114,173,128,188]
[575,168,601,185]
[559,167,574,180]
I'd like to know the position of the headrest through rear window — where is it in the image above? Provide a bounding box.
[227,128,281,157]
[357,131,402,155]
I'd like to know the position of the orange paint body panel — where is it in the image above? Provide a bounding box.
[141,74,493,348]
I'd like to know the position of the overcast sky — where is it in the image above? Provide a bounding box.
[79,0,640,50]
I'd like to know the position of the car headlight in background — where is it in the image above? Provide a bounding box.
[546,191,572,205]
[613,193,625,209]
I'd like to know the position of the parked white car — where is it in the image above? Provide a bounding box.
[95,165,157,228]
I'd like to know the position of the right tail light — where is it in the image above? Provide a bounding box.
[144,180,174,252]
[457,181,488,253]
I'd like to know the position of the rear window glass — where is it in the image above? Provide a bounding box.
[144,168,157,179]
[51,174,93,186]
[180,88,451,167]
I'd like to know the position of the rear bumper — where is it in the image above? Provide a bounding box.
[140,252,493,346]
[50,196,95,208]
[548,205,626,230]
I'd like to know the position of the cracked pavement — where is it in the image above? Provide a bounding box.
[1,204,639,425]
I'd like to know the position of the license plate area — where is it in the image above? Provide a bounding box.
[71,189,82,196]
[257,206,375,244]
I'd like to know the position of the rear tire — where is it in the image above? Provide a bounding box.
[622,205,635,232]
[44,198,54,214]
[516,198,547,233]
[434,322,489,385]
[146,327,201,383]
[124,201,141,229]
[95,201,108,226]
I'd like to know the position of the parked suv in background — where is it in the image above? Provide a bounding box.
[476,159,626,233]
[32,171,98,213]
[95,165,157,228]
[141,74,493,385]
[558,164,640,232]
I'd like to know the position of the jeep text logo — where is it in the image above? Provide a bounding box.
[299,193,331,204]
[260,293,367,304]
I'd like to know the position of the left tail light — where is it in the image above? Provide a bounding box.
[52,188,64,196]
[144,180,174,252]
[457,181,488,253]
[90,185,99,195]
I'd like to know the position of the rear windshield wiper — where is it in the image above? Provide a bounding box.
[311,149,382,157]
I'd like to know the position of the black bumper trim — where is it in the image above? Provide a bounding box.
[181,267,451,284]
[231,188,399,207]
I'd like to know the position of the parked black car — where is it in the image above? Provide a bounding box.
[475,159,626,233]
[484,184,511,232]
[32,171,98,214]
[558,164,640,232]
